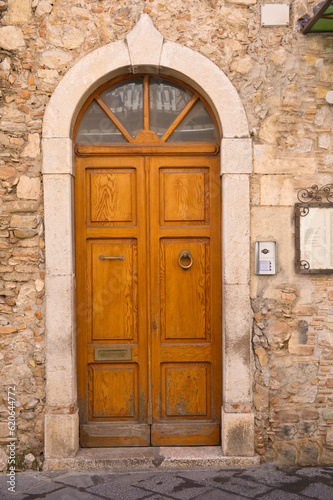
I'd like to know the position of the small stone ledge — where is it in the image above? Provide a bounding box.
[224,403,252,413]
[42,138,74,176]
[43,447,260,471]
[221,138,252,174]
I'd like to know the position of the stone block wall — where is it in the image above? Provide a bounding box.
[252,278,333,465]
[0,0,332,468]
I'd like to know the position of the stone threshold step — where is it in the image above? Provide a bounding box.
[44,447,260,471]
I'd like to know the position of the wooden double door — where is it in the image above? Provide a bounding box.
[76,153,222,447]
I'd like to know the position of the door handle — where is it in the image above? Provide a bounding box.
[178,249,193,270]
[99,255,125,261]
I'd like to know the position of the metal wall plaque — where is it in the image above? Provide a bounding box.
[94,347,132,361]
[295,203,333,273]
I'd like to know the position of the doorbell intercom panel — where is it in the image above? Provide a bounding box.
[255,241,277,275]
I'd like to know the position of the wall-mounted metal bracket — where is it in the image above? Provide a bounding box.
[297,184,333,203]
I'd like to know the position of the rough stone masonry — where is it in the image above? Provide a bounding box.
[0,0,333,468]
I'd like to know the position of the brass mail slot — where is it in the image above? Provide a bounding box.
[94,347,132,361]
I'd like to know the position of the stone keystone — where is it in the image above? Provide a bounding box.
[126,14,163,69]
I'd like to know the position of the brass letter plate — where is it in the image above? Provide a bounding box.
[94,347,132,361]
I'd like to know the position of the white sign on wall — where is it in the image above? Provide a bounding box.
[261,4,290,27]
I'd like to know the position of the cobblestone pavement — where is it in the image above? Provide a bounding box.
[1,465,333,500]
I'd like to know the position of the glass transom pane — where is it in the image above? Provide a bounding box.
[76,101,127,143]
[75,76,219,144]
[100,78,143,139]
[149,77,193,138]
[167,100,218,143]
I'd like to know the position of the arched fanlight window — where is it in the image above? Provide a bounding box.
[74,76,219,144]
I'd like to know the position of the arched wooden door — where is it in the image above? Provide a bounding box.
[74,76,222,446]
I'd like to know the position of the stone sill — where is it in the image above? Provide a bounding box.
[43,447,260,471]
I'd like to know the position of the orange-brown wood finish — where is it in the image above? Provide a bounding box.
[76,156,150,446]
[149,156,222,445]
[75,154,221,447]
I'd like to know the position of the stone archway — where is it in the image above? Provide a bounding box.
[42,14,254,461]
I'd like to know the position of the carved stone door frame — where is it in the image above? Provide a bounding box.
[42,14,254,461]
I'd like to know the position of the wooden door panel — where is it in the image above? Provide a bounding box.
[76,154,221,447]
[160,168,209,225]
[76,156,149,446]
[88,364,138,420]
[87,168,137,226]
[151,423,220,446]
[88,239,137,342]
[80,423,150,448]
[151,156,221,446]
[161,363,210,418]
[160,239,210,341]
[159,344,211,363]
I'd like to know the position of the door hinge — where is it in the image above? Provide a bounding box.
[153,321,157,329]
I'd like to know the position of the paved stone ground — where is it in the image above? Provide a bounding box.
[0,465,333,499]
